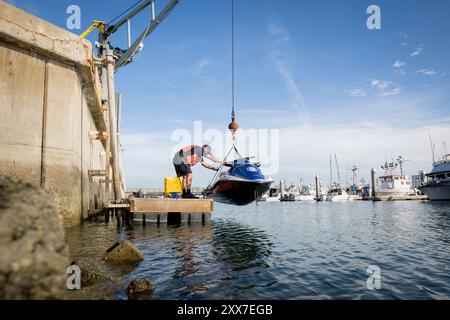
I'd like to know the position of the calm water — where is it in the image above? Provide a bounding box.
[65,201,450,300]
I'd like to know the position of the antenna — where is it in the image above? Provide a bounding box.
[396,156,410,176]
[428,128,436,164]
[351,165,358,186]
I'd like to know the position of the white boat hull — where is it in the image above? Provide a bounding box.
[295,195,316,201]
[326,195,353,202]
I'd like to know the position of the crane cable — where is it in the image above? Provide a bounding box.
[204,0,242,194]
[106,0,146,26]
[228,0,239,138]
[231,0,235,123]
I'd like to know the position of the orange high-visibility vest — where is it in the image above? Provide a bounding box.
[181,145,202,166]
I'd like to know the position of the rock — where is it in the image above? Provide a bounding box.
[103,240,144,263]
[126,279,154,300]
[70,261,112,287]
[0,175,69,299]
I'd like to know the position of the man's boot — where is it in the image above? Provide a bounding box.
[186,189,199,199]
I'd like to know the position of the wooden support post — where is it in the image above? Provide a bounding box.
[315,175,320,202]
[105,49,124,201]
[188,214,192,225]
[157,214,161,226]
[89,131,109,141]
[105,209,109,222]
[116,210,122,227]
[103,101,111,205]
[202,213,206,225]
[142,214,146,227]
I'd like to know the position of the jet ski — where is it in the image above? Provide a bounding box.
[204,157,273,205]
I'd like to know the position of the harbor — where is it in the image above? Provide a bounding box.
[64,200,450,300]
[0,0,449,302]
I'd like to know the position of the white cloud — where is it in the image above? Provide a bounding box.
[277,123,450,183]
[346,88,366,97]
[392,60,405,68]
[191,57,211,76]
[121,123,450,188]
[370,79,401,96]
[416,69,446,78]
[410,44,424,57]
[267,21,309,122]
[397,32,408,39]
[392,60,406,75]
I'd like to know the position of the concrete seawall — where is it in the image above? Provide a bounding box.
[0,2,111,226]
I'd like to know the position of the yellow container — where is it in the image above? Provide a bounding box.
[164,177,182,196]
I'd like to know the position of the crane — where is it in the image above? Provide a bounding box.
[78,0,181,201]
[81,0,181,72]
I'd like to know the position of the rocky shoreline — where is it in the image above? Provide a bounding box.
[0,175,153,300]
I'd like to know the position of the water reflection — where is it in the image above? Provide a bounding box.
[64,201,450,300]
[211,219,272,272]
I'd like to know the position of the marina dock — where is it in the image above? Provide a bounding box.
[131,198,213,225]
[103,198,214,225]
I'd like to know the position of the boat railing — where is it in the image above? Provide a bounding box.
[432,154,450,167]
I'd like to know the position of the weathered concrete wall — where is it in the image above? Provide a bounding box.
[0,2,109,226]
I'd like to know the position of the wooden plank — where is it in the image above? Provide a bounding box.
[88,169,106,177]
[89,130,109,141]
[130,198,214,213]
[106,203,130,209]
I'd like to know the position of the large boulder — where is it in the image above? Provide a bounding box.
[0,175,69,299]
[103,240,144,263]
[70,260,112,287]
[126,279,154,300]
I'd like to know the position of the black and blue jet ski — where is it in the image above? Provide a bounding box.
[204,157,273,206]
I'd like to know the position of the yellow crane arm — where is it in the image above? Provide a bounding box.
[80,20,105,38]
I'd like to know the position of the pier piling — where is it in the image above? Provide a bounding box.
[315,175,320,201]
[371,168,377,198]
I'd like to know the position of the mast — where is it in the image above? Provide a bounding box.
[334,153,341,185]
[428,128,436,164]
[329,154,333,186]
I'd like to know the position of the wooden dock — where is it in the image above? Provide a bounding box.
[370,195,429,201]
[129,198,214,225]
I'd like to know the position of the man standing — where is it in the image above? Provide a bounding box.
[173,145,223,198]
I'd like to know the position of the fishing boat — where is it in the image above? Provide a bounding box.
[204,158,273,205]
[324,184,353,201]
[377,157,414,196]
[420,154,450,200]
[261,187,281,202]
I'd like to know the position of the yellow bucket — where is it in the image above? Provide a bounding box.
[164,177,182,196]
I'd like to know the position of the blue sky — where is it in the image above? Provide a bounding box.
[6,0,450,187]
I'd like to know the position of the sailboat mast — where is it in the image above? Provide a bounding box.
[428,128,436,164]
[334,153,341,185]
[329,154,333,186]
